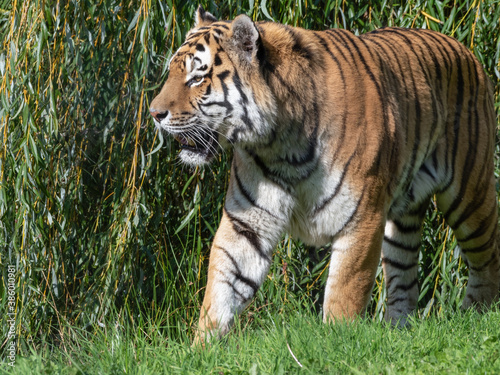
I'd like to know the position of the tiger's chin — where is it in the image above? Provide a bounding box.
[171,129,219,166]
[178,147,216,166]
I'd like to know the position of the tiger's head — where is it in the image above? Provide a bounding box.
[150,6,276,165]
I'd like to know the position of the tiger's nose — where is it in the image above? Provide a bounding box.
[149,108,169,122]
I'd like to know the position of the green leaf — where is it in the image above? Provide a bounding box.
[174,207,196,235]
[127,8,141,34]
[260,0,274,21]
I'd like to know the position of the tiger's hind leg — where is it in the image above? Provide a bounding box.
[437,172,500,310]
[383,154,446,325]
[383,203,427,326]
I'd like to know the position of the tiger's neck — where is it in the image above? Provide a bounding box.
[256,22,327,125]
[230,23,339,188]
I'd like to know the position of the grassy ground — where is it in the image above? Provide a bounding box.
[4,304,500,374]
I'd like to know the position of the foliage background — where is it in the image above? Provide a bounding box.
[0,0,499,355]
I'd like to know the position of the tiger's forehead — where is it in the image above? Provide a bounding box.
[169,48,211,75]
[169,23,230,73]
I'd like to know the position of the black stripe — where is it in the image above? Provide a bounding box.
[442,55,480,218]
[469,252,497,272]
[394,279,418,291]
[407,31,449,135]
[218,246,258,302]
[199,70,233,111]
[222,280,248,303]
[224,209,270,261]
[232,71,255,131]
[217,70,230,81]
[347,35,389,174]
[467,282,493,289]
[437,40,466,192]
[449,183,490,231]
[422,32,455,184]
[246,149,291,192]
[326,29,358,63]
[211,27,227,35]
[447,62,489,230]
[430,149,439,175]
[233,162,278,219]
[410,30,443,91]
[386,274,398,287]
[278,134,318,167]
[232,271,259,294]
[256,34,276,76]
[461,230,496,255]
[404,46,422,190]
[417,30,454,75]
[204,66,213,81]
[382,257,417,271]
[203,83,212,96]
[285,25,315,61]
[214,54,222,66]
[277,113,319,167]
[407,202,429,217]
[233,71,249,104]
[233,162,258,207]
[387,296,408,307]
[360,33,414,188]
[282,138,316,166]
[314,32,349,163]
[194,26,210,32]
[383,236,420,252]
[324,30,350,63]
[406,31,441,149]
[420,163,435,180]
[378,29,447,187]
[247,141,320,189]
[268,68,302,102]
[221,247,259,293]
[212,34,221,44]
[335,32,386,120]
[331,188,365,236]
[313,32,346,83]
[313,151,355,215]
[392,219,421,234]
[246,150,272,177]
[361,39,405,177]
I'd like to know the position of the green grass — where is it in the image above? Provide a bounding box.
[3,304,500,374]
[1,0,500,372]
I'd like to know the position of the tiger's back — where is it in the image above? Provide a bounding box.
[150,7,499,341]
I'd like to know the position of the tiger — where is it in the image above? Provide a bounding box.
[150,6,500,343]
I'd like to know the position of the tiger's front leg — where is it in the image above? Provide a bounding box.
[194,171,287,344]
[194,210,280,344]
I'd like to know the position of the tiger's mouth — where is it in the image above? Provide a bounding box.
[173,129,218,163]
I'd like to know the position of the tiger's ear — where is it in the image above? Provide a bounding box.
[229,14,259,64]
[194,6,217,28]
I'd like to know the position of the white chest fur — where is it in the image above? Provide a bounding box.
[287,166,359,247]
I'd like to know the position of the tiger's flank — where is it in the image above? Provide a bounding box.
[150,6,500,344]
